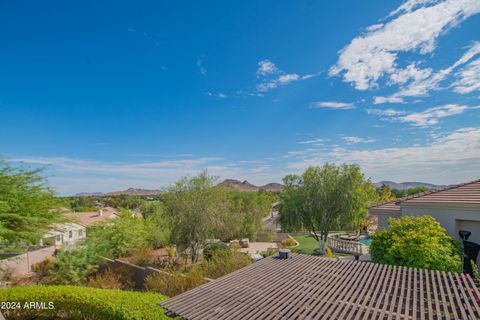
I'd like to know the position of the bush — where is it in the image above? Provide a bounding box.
[199,250,252,279]
[145,270,207,297]
[88,267,134,290]
[0,285,172,319]
[203,242,230,260]
[325,247,335,259]
[127,247,156,267]
[281,237,297,248]
[370,215,462,272]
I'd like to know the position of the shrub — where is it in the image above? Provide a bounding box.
[325,247,335,259]
[199,250,252,279]
[127,247,156,267]
[260,248,278,258]
[370,215,462,272]
[281,237,297,248]
[145,270,207,297]
[42,248,98,285]
[32,258,53,279]
[0,285,172,319]
[203,242,230,260]
[88,267,134,290]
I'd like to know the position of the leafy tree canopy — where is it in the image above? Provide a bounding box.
[279,163,376,252]
[0,161,62,247]
[370,215,462,272]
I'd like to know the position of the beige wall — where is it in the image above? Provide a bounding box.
[0,246,55,278]
[401,204,480,242]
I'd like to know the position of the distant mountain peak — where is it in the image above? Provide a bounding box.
[218,179,283,192]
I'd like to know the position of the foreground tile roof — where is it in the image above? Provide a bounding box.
[370,179,480,211]
[161,254,480,320]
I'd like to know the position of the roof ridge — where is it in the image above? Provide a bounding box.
[370,178,480,208]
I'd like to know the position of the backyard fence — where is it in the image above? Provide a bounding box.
[0,246,56,278]
[327,237,363,257]
[98,257,212,291]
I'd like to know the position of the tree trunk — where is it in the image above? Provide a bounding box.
[318,231,328,254]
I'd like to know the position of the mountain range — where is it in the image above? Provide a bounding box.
[374,181,447,191]
[73,180,447,197]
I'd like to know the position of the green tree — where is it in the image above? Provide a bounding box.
[225,191,275,240]
[86,210,150,258]
[142,201,171,248]
[0,161,62,247]
[44,247,99,285]
[370,215,462,272]
[377,184,396,202]
[279,163,376,253]
[163,172,227,263]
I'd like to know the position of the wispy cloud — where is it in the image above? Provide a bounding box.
[297,138,323,145]
[375,42,480,103]
[287,127,480,184]
[366,104,479,126]
[206,91,227,99]
[255,59,317,92]
[196,57,207,75]
[330,0,480,91]
[453,58,480,94]
[311,101,355,110]
[342,136,375,144]
[257,59,279,76]
[366,108,406,116]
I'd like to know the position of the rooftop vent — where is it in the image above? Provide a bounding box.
[278,249,291,260]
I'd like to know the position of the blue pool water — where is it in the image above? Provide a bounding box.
[358,237,372,246]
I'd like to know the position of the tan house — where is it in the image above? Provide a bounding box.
[369,179,480,253]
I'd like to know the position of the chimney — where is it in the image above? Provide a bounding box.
[278,249,291,260]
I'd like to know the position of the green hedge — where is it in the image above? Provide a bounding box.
[0,285,174,320]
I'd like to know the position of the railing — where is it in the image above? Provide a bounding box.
[327,237,363,256]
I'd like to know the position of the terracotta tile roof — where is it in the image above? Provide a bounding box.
[64,207,119,226]
[160,254,480,320]
[369,179,480,211]
[403,179,480,204]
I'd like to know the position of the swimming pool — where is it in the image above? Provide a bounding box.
[358,237,372,246]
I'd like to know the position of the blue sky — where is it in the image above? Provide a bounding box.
[1,0,480,195]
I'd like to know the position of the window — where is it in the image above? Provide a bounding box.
[56,235,61,242]
[69,230,73,239]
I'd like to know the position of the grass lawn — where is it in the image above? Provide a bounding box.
[291,234,320,255]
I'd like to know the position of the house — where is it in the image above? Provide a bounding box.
[64,206,119,227]
[160,253,480,319]
[42,222,86,248]
[369,179,480,246]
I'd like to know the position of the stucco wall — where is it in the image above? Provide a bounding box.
[0,246,55,277]
[401,204,480,242]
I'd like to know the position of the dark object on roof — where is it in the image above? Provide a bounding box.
[161,254,480,320]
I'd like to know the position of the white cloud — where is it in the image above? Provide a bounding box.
[375,41,480,103]
[287,127,480,185]
[398,104,473,126]
[311,101,355,110]
[255,60,317,92]
[367,104,478,126]
[206,91,227,99]
[330,0,480,90]
[196,57,206,75]
[298,138,324,145]
[366,108,406,116]
[373,96,405,104]
[342,136,376,144]
[278,74,300,83]
[257,59,279,76]
[453,58,480,93]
